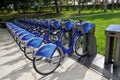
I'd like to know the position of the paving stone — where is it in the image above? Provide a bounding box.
[0,29,108,80]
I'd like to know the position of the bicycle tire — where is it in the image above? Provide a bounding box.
[19,41,25,52]
[24,41,45,61]
[33,47,62,75]
[74,36,87,56]
[24,47,34,60]
[60,32,69,48]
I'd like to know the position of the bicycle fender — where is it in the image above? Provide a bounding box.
[35,43,57,58]
[26,38,43,48]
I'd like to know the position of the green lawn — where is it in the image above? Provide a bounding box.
[0,10,120,55]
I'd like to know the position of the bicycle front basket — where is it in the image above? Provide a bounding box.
[82,23,95,34]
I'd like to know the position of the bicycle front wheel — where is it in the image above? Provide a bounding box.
[49,34,58,42]
[24,42,45,61]
[19,41,25,52]
[74,36,87,56]
[33,47,62,75]
[60,32,69,48]
[24,47,34,60]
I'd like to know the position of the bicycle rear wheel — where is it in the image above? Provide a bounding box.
[74,36,87,56]
[33,47,62,75]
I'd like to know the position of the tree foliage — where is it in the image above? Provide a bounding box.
[0,0,120,14]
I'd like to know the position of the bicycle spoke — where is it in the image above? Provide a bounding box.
[33,48,61,75]
[75,36,87,56]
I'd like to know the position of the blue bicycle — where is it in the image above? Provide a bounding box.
[24,19,67,60]
[16,19,49,50]
[33,20,95,75]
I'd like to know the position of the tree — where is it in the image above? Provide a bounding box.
[43,0,49,5]
[111,0,114,12]
[116,0,120,9]
[73,0,76,11]
[0,0,5,13]
[0,0,12,13]
[93,0,101,10]
[54,0,60,13]
[103,0,108,12]
[78,0,84,14]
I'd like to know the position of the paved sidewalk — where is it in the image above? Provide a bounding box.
[0,29,108,80]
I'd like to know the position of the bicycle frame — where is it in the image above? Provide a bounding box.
[41,20,63,43]
[54,27,82,55]
[35,21,82,57]
[35,21,95,58]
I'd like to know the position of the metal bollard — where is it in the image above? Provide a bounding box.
[68,29,74,47]
[105,24,120,68]
[85,26,97,56]
[74,22,97,57]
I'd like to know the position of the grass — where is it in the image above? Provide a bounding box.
[0,10,120,55]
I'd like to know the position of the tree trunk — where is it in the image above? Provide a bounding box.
[54,0,60,13]
[73,0,76,11]
[111,0,114,12]
[78,0,83,14]
[1,8,4,13]
[93,0,96,10]
[103,0,108,12]
[59,0,63,11]
[116,0,120,9]
[38,6,41,13]
[66,0,68,4]
[65,0,69,11]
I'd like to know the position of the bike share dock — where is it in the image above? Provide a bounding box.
[1,21,120,80]
[0,28,110,80]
